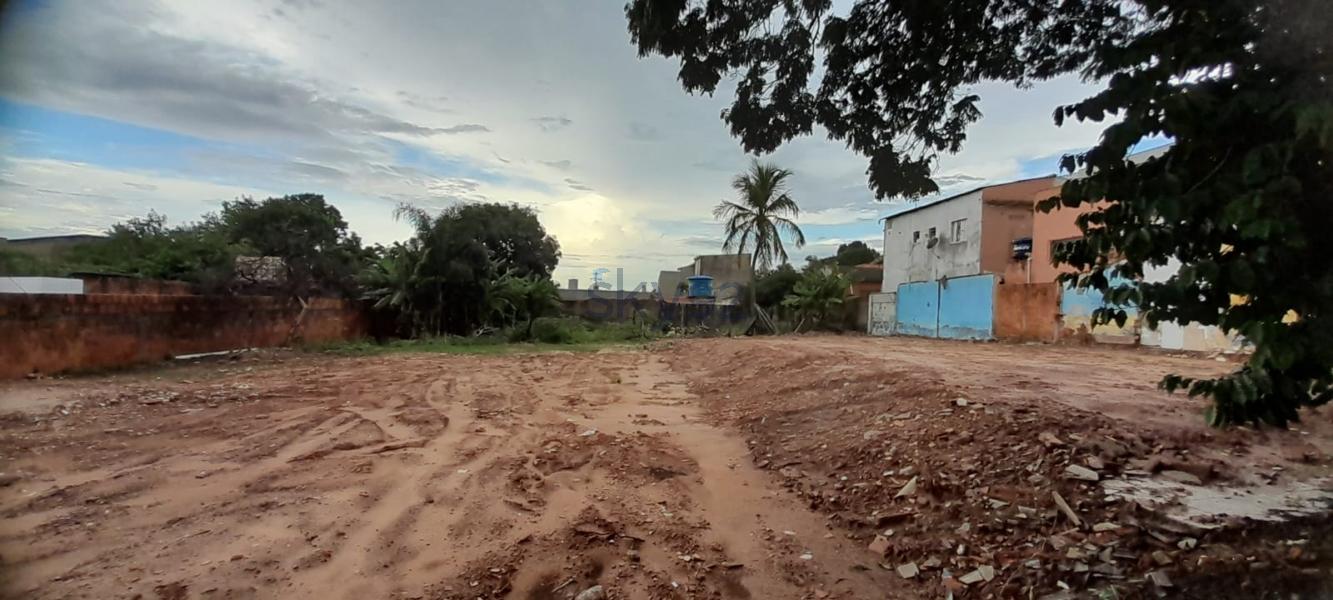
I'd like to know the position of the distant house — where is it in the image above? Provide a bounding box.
[879,175,1059,294]
[657,254,753,306]
[870,175,1059,339]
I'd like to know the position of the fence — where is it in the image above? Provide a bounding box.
[872,273,1244,351]
[994,282,1059,342]
[891,274,997,340]
[0,294,367,379]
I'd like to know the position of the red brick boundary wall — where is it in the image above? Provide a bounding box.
[994,282,1060,342]
[0,294,367,379]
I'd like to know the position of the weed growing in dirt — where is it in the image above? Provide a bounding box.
[312,318,656,356]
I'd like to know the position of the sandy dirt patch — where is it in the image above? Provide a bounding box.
[1,336,1330,599]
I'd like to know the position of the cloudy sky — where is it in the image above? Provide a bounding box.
[0,0,1115,288]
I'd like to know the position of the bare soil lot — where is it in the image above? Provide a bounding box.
[2,336,1330,599]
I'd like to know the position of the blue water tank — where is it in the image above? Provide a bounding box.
[686,275,714,298]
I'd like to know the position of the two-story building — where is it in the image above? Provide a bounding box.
[869,176,1058,338]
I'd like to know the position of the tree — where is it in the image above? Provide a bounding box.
[0,248,62,276]
[713,159,806,270]
[393,202,563,336]
[360,241,426,334]
[627,0,1332,426]
[782,266,851,331]
[753,263,802,315]
[488,272,562,340]
[61,211,240,290]
[833,241,880,267]
[219,194,367,299]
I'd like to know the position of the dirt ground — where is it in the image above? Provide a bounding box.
[1,336,1331,600]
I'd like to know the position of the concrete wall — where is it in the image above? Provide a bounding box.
[895,281,939,337]
[994,282,1059,342]
[658,301,749,329]
[1031,201,1101,284]
[658,255,752,305]
[1059,277,1139,344]
[882,190,984,293]
[0,294,367,379]
[938,274,995,340]
[692,254,752,304]
[982,200,1036,284]
[978,177,1055,281]
[560,292,659,322]
[0,277,84,294]
[868,292,896,336]
[657,269,689,297]
[1138,258,1247,352]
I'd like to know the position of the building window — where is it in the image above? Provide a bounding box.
[928,227,937,241]
[950,218,966,242]
[912,231,920,243]
[1051,236,1081,260]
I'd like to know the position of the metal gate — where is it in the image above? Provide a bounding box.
[893,274,995,340]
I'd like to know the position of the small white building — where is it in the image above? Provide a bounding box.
[0,276,84,294]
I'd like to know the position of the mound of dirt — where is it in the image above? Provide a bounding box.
[664,335,1333,599]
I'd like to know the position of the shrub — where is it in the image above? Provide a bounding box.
[530,316,582,344]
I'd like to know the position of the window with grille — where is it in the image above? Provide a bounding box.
[950,218,965,242]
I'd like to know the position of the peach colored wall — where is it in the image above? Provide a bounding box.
[979,177,1059,204]
[1030,184,1102,284]
[980,201,1035,281]
[0,294,367,379]
[978,176,1058,283]
[994,282,1060,342]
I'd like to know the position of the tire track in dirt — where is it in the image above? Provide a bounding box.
[2,349,909,600]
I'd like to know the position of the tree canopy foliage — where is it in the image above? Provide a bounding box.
[60,211,242,292]
[382,202,562,336]
[753,263,802,315]
[219,194,369,298]
[832,241,880,267]
[627,0,1332,426]
[50,195,369,297]
[782,265,851,331]
[714,159,805,270]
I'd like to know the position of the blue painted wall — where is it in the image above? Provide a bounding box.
[939,274,995,340]
[1060,271,1139,339]
[895,281,939,337]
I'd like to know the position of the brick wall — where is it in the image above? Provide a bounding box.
[994,282,1060,342]
[78,275,197,295]
[0,294,367,379]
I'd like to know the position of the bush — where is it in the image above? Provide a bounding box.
[529,317,582,344]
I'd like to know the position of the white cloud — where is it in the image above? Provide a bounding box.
[0,0,1113,287]
[0,158,272,235]
[799,206,882,226]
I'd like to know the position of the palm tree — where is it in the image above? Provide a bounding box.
[713,160,806,270]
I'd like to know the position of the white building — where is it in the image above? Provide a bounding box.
[880,176,1059,294]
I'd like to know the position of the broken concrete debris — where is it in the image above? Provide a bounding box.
[957,565,994,585]
[1159,469,1203,485]
[894,476,918,498]
[867,534,891,556]
[1063,464,1100,482]
[574,585,606,600]
[1147,570,1174,588]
